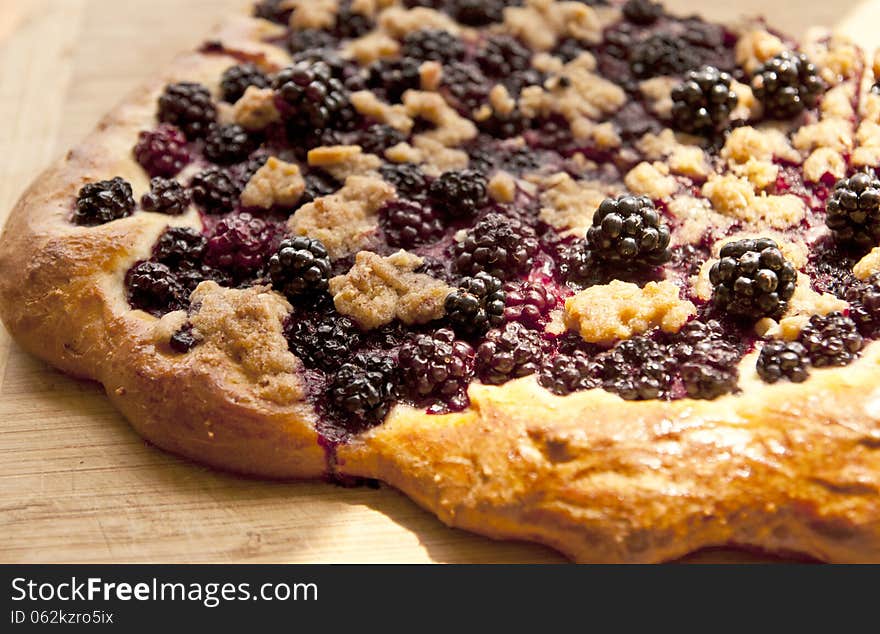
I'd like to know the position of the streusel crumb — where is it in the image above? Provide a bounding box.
[241,157,304,209]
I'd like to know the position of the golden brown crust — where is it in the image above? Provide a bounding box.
[2,10,880,563]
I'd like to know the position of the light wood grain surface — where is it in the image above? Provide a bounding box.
[0,0,878,564]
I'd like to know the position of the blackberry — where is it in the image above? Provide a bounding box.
[253,0,291,23]
[678,339,740,399]
[751,51,824,119]
[444,272,506,337]
[454,213,539,280]
[133,124,191,178]
[190,168,240,214]
[288,28,337,54]
[560,240,601,287]
[429,170,487,218]
[274,61,355,130]
[797,312,863,367]
[478,110,527,138]
[152,226,206,268]
[439,62,490,116]
[333,0,373,39]
[709,238,797,319]
[328,352,397,427]
[285,312,363,372]
[586,195,671,267]
[204,213,277,278]
[756,340,810,383]
[844,274,880,336]
[474,35,532,79]
[220,64,270,104]
[380,164,427,200]
[401,29,466,64]
[451,0,508,26]
[169,324,200,353]
[235,153,270,189]
[268,236,332,299]
[539,351,598,396]
[176,263,233,293]
[475,322,543,385]
[503,281,553,329]
[630,33,702,79]
[203,124,257,165]
[301,169,341,205]
[600,335,673,400]
[366,57,422,103]
[358,124,407,156]
[554,38,588,64]
[398,329,474,409]
[141,177,190,215]
[126,261,187,316]
[670,66,738,135]
[157,82,217,139]
[825,172,880,249]
[73,177,135,226]
[380,199,444,248]
[622,0,662,24]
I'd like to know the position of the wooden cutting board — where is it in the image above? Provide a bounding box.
[1,0,877,564]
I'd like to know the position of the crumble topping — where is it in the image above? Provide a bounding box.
[487,172,517,204]
[854,247,880,280]
[803,30,860,86]
[666,196,732,245]
[343,30,400,65]
[419,61,443,92]
[386,137,470,174]
[721,126,800,165]
[701,174,806,228]
[288,175,394,258]
[624,162,678,200]
[792,118,854,154]
[502,0,601,52]
[232,86,281,131]
[307,145,382,180]
[329,250,452,329]
[403,91,477,147]
[241,157,304,209]
[288,0,338,30]
[350,91,414,133]
[537,172,620,234]
[852,120,880,168]
[734,29,786,74]
[639,77,678,118]
[757,273,849,340]
[637,130,708,178]
[803,147,846,182]
[378,6,461,37]
[564,280,696,344]
[187,282,302,404]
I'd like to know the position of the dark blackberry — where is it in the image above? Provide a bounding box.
[479,110,527,138]
[286,311,363,372]
[141,177,190,215]
[678,339,740,399]
[253,0,291,23]
[475,322,543,385]
[204,213,277,278]
[274,61,355,130]
[328,352,397,427]
[152,226,206,268]
[825,172,880,249]
[301,169,341,205]
[612,100,662,142]
[500,145,539,174]
[366,57,422,103]
[176,263,233,293]
[670,66,738,135]
[797,312,863,367]
[444,272,506,337]
[401,29,466,64]
[440,62,490,115]
[751,51,824,119]
[190,168,240,214]
[560,240,602,287]
[380,199,444,248]
[429,170,487,218]
[169,324,200,353]
[622,0,662,24]
[600,335,674,400]
[454,213,539,280]
[287,29,338,54]
[539,351,598,395]
[380,163,428,199]
[220,64,271,104]
[398,328,474,409]
[503,281,553,329]
[451,0,508,26]
[630,33,702,79]
[157,82,217,140]
[554,38,588,64]
[133,124,191,178]
[358,124,407,156]
[709,238,797,320]
[586,195,671,267]
[73,177,135,226]
[756,340,810,383]
[268,236,332,299]
[333,0,373,39]
[235,153,270,189]
[844,274,880,336]
[203,124,257,165]
[126,261,187,316]
[497,21,544,62]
